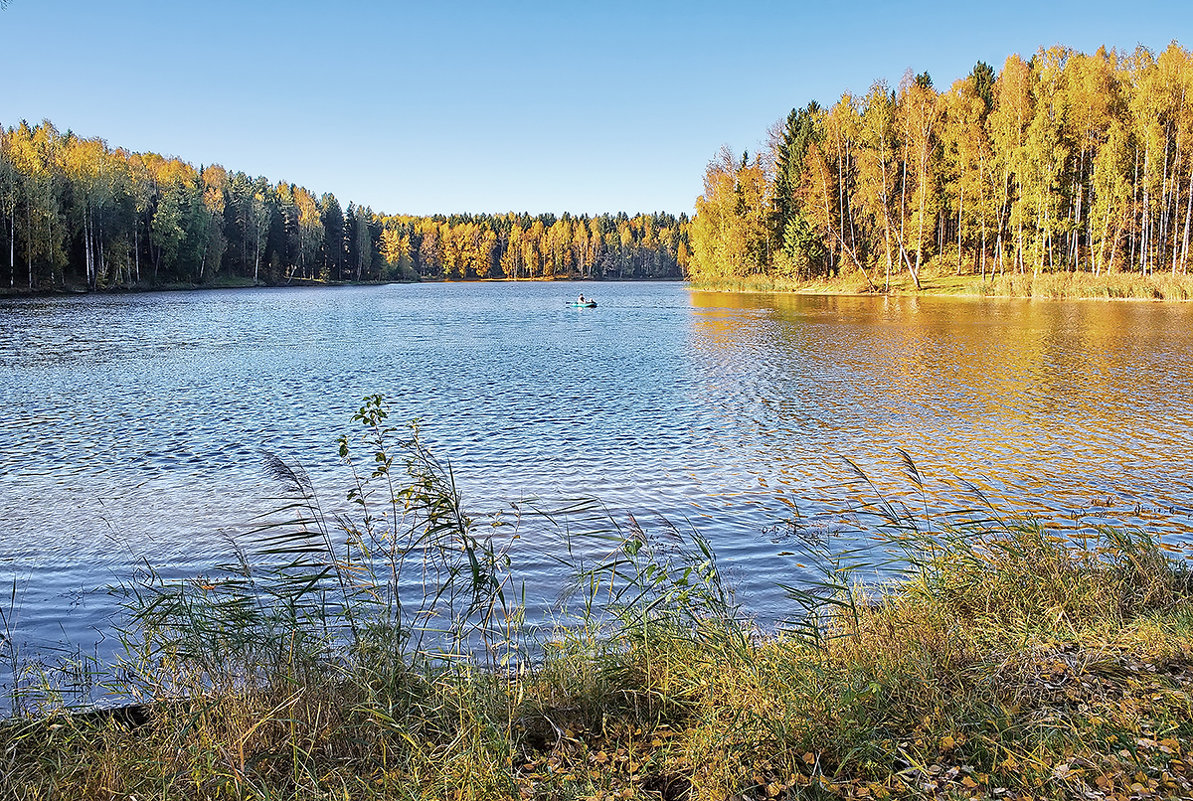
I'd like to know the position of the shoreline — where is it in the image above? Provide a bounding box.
[0,274,682,299]
[690,269,1193,302]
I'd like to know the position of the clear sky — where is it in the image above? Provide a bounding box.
[2,0,1190,216]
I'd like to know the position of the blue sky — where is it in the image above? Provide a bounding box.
[2,0,1190,215]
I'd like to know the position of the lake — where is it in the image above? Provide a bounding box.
[2,281,1192,692]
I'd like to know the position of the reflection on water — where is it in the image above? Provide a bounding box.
[686,291,1193,529]
[2,283,1192,685]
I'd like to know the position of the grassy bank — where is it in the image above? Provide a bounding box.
[692,267,1193,301]
[2,400,1191,800]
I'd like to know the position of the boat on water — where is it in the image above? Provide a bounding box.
[569,300,597,308]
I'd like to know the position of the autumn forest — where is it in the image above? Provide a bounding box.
[0,120,689,291]
[689,42,1193,292]
[5,42,1193,296]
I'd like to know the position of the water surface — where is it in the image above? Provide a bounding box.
[2,282,1192,683]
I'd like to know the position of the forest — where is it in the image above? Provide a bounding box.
[688,42,1193,291]
[0,120,689,291]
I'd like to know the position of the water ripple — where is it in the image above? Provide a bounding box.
[2,284,1193,665]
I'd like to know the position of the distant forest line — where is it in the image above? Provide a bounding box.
[0,120,690,291]
[689,42,1193,291]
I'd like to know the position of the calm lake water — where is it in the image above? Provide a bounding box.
[2,281,1193,688]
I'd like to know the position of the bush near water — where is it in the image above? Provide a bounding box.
[1,397,1191,800]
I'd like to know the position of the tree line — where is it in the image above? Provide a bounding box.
[0,119,689,291]
[689,42,1193,289]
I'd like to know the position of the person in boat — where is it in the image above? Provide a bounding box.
[578,294,586,304]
